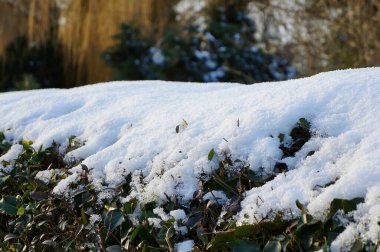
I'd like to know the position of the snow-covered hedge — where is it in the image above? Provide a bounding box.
[0,68,380,250]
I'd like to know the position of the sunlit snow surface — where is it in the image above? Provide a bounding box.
[1,68,380,248]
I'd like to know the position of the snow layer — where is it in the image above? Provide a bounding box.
[1,68,380,247]
[174,240,194,252]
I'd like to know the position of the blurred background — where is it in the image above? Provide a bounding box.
[0,0,379,91]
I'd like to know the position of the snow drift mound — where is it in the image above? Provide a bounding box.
[1,68,380,247]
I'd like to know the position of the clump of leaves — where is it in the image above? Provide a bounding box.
[271,118,315,174]
[66,135,84,153]
[279,118,312,158]
[0,132,11,156]
[204,198,367,252]
[0,124,376,251]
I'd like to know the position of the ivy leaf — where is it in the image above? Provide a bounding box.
[106,245,122,252]
[0,196,18,216]
[21,139,33,148]
[4,233,19,242]
[42,239,57,247]
[81,207,88,225]
[17,207,25,216]
[329,198,364,215]
[129,225,159,246]
[104,209,124,232]
[278,133,285,143]
[263,240,281,252]
[129,225,143,242]
[207,232,237,250]
[350,239,364,252]
[30,190,49,201]
[295,200,304,210]
[208,148,215,161]
[0,175,10,185]
[298,118,310,130]
[0,143,10,151]
[294,219,322,246]
[230,240,259,252]
[123,199,137,214]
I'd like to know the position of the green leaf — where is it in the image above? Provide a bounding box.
[350,239,364,252]
[140,201,157,219]
[295,200,305,211]
[21,139,33,147]
[281,239,291,252]
[42,239,57,247]
[278,133,285,143]
[306,151,315,157]
[294,219,322,247]
[327,231,341,245]
[0,196,18,216]
[106,245,122,252]
[207,232,237,249]
[264,240,281,252]
[208,148,215,161]
[0,175,10,185]
[234,225,260,238]
[298,118,310,130]
[10,243,23,251]
[123,199,137,214]
[230,240,259,252]
[4,233,19,242]
[17,207,25,216]
[0,132,5,141]
[130,225,143,242]
[328,198,364,216]
[0,143,11,152]
[81,207,88,225]
[295,200,308,223]
[121,220,133,243]
[129,225,159,247]
[325,198,365,222]
[104,209,124,231]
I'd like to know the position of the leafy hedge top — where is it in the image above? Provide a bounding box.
[0,119,375,251]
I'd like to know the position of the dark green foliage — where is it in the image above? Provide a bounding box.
[102,24,158,81]
[103,3,295,84]
[0,36,65,92]
[0,132,11,156]
[208,149,215,161]
[279,118,312,158]
[203,3,293,83]
[0,196,18,216]
[0,121,375,251]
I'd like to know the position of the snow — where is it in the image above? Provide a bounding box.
[0,144,23,173]
[89,214,102,227]
[174,240,194,252]
[1,68,380,248]
[35,169,61,184]
[203,190,228,205]
[170,209,187,221]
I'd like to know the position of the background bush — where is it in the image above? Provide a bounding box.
[103,3,295,84]
[0,37,65,91]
